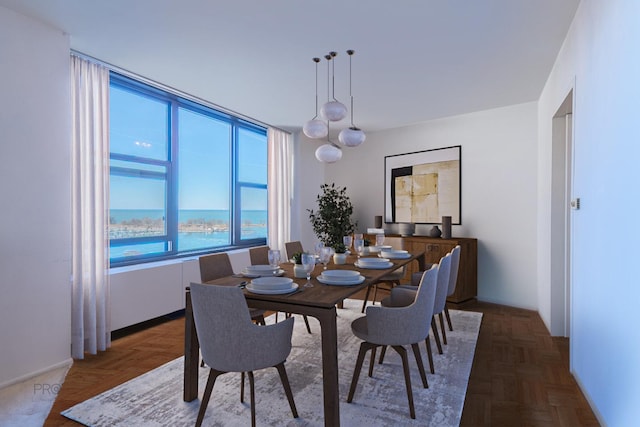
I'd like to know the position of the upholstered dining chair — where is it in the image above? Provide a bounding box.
[199,252,266,325]
[443,245,461,331]
[284,241,304,260]
[361,236,407,313]
[347,264,438,419]
[248,245,312,334]
[248,245,270,265]
[189,282,298,427]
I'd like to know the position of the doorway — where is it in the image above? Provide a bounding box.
[550,90,573,338]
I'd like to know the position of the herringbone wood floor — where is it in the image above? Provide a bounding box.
[45,291,600,426]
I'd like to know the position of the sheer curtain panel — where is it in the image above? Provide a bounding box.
[267,128,293,254]
[70,55,111,359]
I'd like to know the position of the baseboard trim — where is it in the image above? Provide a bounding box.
[0,358,73,390]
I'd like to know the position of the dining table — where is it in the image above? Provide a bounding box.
[183,249,426,426]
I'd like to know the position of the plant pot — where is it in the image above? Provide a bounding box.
[293,264,307,278]
[333,253,347,265]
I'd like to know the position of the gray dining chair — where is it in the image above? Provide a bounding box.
[444,245,461,331]
[347,264,438,419]
[189,282,298,427]
[360,236,407,313]
[199,252,266,325]
[249,245,270,265]
[285,241,304,260]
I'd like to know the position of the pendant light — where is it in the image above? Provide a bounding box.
[338,50,366,147]
[315,120,342,163]
[320,52,348,122]
[303,57,328,139]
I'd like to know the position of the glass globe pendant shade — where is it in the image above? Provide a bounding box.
[315,144,342,163]
[303,119,328,139]
[320,101,348,122]
[338,127,366,147]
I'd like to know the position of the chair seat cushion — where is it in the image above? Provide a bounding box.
[351,316,369,341]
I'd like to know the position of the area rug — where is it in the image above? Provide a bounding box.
[61,299,482,426]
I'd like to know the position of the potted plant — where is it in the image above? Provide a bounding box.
[292,252,307,278]
[308,183,358,250]
[332,243,347,265]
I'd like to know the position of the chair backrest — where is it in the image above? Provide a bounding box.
[199,252,234,282]
[190,282,293,372]
[433,252,452,314]
[365,264,438,346]
[249,245,270,265]
[446,245,461,297]
[285,241,304,260]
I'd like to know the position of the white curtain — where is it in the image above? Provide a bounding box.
[267,128,293,254]
[70,55,111,359]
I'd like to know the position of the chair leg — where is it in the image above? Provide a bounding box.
[347,342,375,403]
[432,316,443,354]
[371,284,379,306]
[425,336,435,374]
[361,286,373,313]
[391,345,416,419]
[248,371,256,427]
[444,306,453,331]
[275,363,299,418]
[378,345,387,364]
[411,343,428,388]
[196,368,223,427]
[303,315,312,334]
[240,371,245,403]
[368,346,377,377]
[439,312,448,345]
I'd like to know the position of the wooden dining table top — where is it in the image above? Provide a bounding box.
[202,250,426,309]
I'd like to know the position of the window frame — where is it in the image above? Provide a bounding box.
[108,72,267,267]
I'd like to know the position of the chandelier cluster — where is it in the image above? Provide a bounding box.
[303,50,366,163]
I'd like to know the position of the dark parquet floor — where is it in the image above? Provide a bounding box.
[45,290,600,426]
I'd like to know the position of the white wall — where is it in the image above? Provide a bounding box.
[313,102,539,309]
[0,6,72,387]
[538,1,640,425]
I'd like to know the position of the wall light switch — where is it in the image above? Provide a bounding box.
[570,198,580,210]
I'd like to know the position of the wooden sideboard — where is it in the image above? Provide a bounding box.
[366,234,478,303]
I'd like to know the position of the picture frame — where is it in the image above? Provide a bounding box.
[384,145,461,225]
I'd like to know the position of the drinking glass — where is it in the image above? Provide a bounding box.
[354,233,363,241]
[301,253,315,287]
[268,249,281,275]
[375,234,385,247]
[314,241,324,257]
[320,246,332,270]
[354,238,365,259]
[343,235,353,252]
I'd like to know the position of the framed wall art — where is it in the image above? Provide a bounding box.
[384,145,461,225]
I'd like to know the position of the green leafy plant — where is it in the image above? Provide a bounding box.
[333,243,347,254]
[308,183,357,249]
[292,252,303,264]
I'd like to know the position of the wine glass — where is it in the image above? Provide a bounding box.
[320,246,332,270]
[375,234,385,247]
[301,253,315,287]
[268,249,281,275]
[354,238,365,259]
[354,233,363,241]
[343,235,353,252]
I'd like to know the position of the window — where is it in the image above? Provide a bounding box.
[108,73,267,266]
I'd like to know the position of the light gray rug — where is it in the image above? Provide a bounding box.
[62,299,482,426]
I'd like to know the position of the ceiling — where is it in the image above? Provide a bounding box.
[1,0,580,134]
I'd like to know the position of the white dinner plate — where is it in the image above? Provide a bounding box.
[245,283,299,295]
[355,261,394,269]
[250,276,294,290]
[241,268,285,278]
[320,269,361,278]
[379,250,411,259]
[245,264,280,273]
[317,275,365,286]
[356,257,390,265]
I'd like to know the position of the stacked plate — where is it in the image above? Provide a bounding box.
[242,264,284,277]
[379,249,411,259]
[316,269,365,286]
[355,257,394,269]
[245,277,298,294]
[367,245,393,254]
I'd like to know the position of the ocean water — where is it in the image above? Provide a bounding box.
[109,209,266,258]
